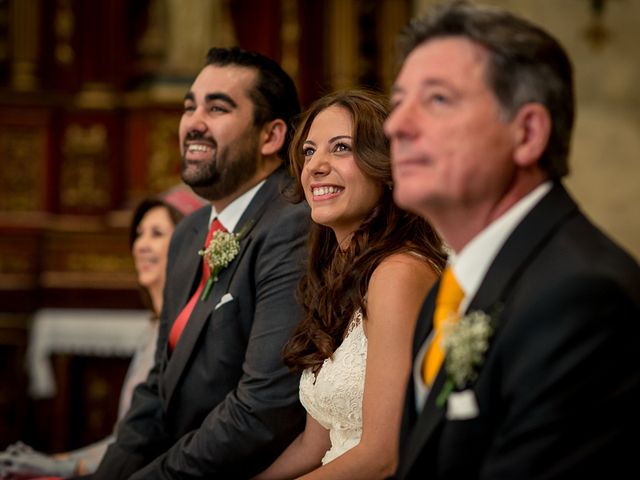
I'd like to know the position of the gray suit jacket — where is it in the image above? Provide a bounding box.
[396,183,640,479]
[94,167,308,479]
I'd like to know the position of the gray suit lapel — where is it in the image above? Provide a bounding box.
[413,282,439,354]
[159,210,210,405]
[171,209,211,318]
[162,167,292,409]
[400,367,447,477]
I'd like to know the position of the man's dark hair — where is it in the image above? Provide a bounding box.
[397,0,574,178]
[206,47,301,158]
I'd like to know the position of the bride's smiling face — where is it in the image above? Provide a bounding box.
[300,105,382,245]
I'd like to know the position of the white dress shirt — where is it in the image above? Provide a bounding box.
[208,180,266,232]
[414,181,552,411]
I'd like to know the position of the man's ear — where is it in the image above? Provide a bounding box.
[512,103,551,168]
[260,119,287,156]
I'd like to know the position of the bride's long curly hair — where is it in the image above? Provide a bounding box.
[283,89,446,374]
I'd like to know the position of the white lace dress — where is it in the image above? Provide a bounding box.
[299,310,368,465]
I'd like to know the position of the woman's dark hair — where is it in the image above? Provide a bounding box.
[128,198,183,250]
[283,89,446,373]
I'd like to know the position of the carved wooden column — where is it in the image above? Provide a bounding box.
[281,0,300,90]
[327,0,359,90]
[379,0,411,91]
[9,0,41,91]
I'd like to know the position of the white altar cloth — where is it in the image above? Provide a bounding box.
[27,308,150,398]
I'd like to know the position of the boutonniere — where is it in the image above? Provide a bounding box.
[436,306,501,408]
[198,220,253,302]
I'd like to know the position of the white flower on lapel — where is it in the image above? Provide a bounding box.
[436,309,496,407]
[198,219,254,302]
[198,230,240,302]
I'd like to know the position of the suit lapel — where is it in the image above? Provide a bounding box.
[234,166,289,235]
[173,209,210,315]
[162,167,291,409]
[402,279,438,430]
[413,281,439,355]
[159,211,209,405]
[402,183,579,475]
[401,366,447,476]
[467,183,577,312]
[397,282,441,478]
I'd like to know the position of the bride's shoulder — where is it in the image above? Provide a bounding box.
[371,251,437,282]
[367,251,438,311]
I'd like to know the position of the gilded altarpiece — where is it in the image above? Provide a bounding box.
[125,108,183,203]
[59,122,111,212]
[0,110,50,212]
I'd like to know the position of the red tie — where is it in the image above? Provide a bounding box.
[168,219,225,351]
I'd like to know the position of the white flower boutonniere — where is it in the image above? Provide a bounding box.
[436,309,497,408]
[198,230,240,302]
[198,220,254,302]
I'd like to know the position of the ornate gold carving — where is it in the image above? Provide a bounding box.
[55,0,75,65]
[281,0,300,86]
[327,0,358,89]
[138,0,167,59]
[61,124,110,209]
[39,271,138,289]
[0,128,45,211]
[148,114,182,192]
[10,0,40,90]
[379,0,410,91]
[163,0,235,77]
[74,83,119,110]
[0,255,31,275]
[66,252,133,273]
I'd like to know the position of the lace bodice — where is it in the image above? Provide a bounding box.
[299,311,368,464]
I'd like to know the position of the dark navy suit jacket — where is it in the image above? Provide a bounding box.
[396,183,640,479]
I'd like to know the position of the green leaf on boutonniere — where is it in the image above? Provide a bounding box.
[201,276,216,302]
[198,220,254,302]
[436,379,455,408]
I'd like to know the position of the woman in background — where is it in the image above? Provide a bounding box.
[255,90,446,479]
[0,187,204,479]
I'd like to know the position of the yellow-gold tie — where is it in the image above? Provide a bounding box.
[422,266,464,386]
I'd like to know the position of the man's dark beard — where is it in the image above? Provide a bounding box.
[181,129,259,201]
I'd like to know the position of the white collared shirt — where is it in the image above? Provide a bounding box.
[207,180,266,232]
[413,181,552,411]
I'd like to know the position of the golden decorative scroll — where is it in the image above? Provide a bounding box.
[61,124,110,209]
